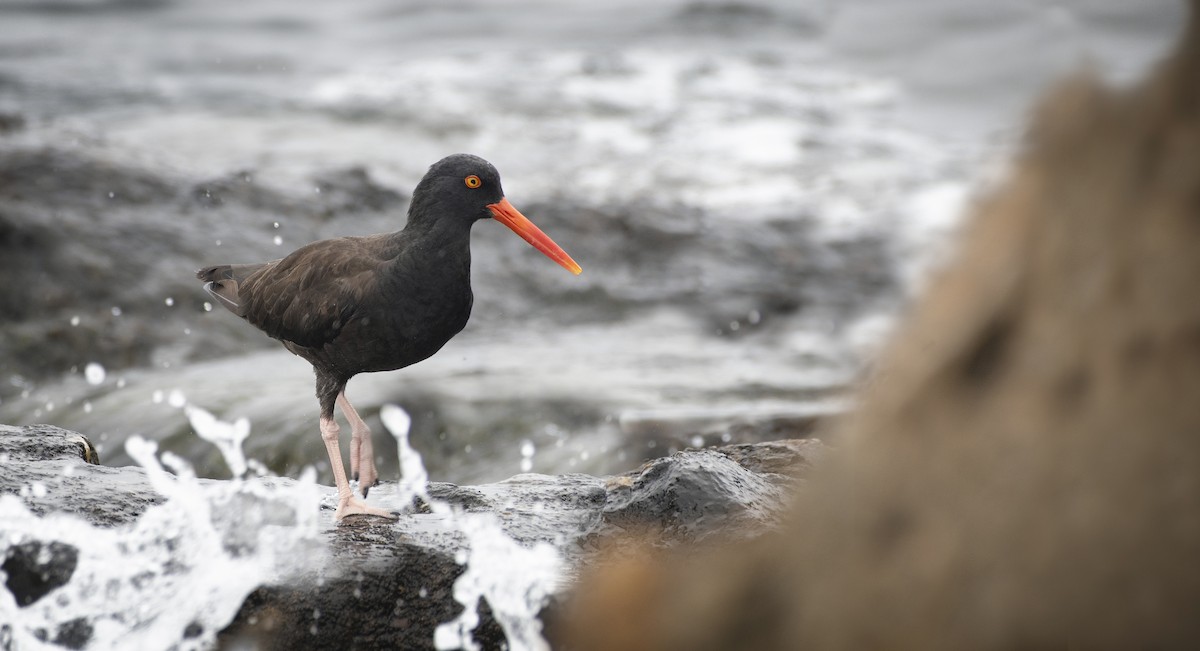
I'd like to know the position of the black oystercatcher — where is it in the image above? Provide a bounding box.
[196,154,581,521]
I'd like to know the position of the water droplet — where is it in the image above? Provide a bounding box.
[273,221,280,229]
[107,191,115,199]
[83,401,92,414]
[729,320,740,331]
[690,435,704,448]
[418,587,428,598]
[520,458,532,472]
[748,309,761,325]
[168,390,187,408]
[314,186,322,194]
[116,377,126,388]
[164,297,174,306]
[30,482,47,498]
[273,235,282,246]
[111,306,122,317]
[152,390,164,404]
[85,362,106,385]
[70,315,80,327]
[520,440,535,458]
[215,239,222,246]
[203,302,213,312]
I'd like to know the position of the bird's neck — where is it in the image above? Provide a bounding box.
[389,211,475,276]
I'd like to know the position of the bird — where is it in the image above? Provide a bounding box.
[195,154,581,521]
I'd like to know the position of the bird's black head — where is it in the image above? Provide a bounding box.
[408,153,506,225]
[407,153,583,275]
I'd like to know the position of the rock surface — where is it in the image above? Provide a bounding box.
[0,423,822,650]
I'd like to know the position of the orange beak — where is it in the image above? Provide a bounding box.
[488,197,583,275]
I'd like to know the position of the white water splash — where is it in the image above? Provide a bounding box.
[381,403,563,651]
[381,404,430,510]
[184,404,250,479]
[0,434,319,651]
[433,512,562,651]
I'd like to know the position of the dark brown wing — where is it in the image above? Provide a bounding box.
[237,235,391,349]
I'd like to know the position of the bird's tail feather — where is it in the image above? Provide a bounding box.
[196,262,271,317]
[196,264,244,317]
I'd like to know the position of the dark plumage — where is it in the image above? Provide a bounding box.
[196,154,580,520]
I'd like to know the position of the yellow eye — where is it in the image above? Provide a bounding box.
[464,175,481,189]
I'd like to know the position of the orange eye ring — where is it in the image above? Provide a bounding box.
[464,175,481,189]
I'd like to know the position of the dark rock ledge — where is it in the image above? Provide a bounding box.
[0,424,824,650]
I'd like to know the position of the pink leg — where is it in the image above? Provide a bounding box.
[320,416,395,522]
[337,391,378,498]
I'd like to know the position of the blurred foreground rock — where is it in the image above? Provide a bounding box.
[564,5,1200,650]
[0,424,822,650]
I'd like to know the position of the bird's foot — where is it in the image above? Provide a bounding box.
[335,495,397,522]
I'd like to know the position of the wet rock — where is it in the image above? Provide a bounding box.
[309,166,408,215]
[2,541,79,607]
[672,1,822,37]
[189,170,279,210]
[603,450,788,542]
[0,423,819,649]
[223,543,508,651]
[620,406,837,456]
[0,423,98,464]
[0,147,177,207]
[0,424,161,527]
[522,200,897,331]
[51,618,92,650]
[0,112,24,134]
[711,438,826,479]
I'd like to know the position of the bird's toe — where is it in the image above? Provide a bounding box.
[358,466,379,498]
[335,497,398,522]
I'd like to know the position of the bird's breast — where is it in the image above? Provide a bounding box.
[344,282,473,374]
